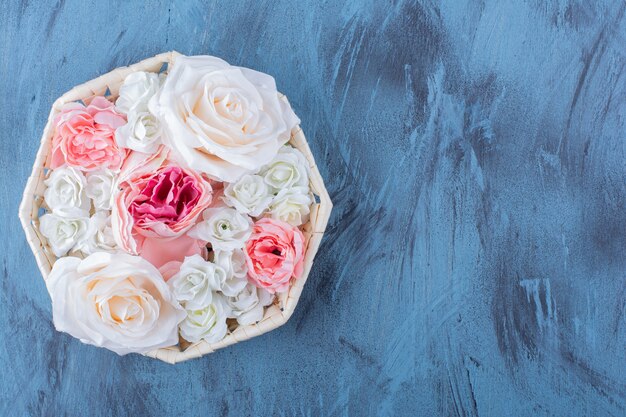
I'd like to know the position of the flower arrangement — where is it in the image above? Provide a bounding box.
[22,53,331,361]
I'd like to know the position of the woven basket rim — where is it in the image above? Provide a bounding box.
[18,51,332,364]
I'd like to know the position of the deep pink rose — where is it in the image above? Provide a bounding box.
[49,96,127,171]
[245,218,305,294]
[129,166,203,232]
[112,156,213,265]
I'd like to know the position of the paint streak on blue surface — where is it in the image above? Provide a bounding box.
[1,0,625,416]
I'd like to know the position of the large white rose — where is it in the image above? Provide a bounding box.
[268,186,313,226]
[85,169,117,211]
[115,111,162,154]
[222,174,273,217]
[46,252,186,355]
[39,209,91,257]
[149,55,300,182]
[212,249,248,297]
[116,71,162,114]
[226,284,273,326]
[168,254,226,310]
[259,146,310,191]
[44,166,90,213]
[188,207,252,251]
[179,294,230,343]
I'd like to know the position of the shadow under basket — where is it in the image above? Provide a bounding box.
[18,51,332,364]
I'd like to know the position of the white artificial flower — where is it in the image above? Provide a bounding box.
[39,209,91,257]
[226,284,274,326]
[44,166,90,213]
[115,71,162,114]
[268,186,313,226]
[188,207,252,251]
[149,55,300,182]
[85,169,117,211]
[115,111,162,154]
[212,249,248,297]
[259,146,309,191]
[46,252,185,355]
[179,294,231,343]
[168,255,227,310]
[78,212,119,255]
[222,174,273,217]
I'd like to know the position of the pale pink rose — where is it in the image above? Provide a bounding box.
[142,234,208,270]
[159,260,182,281]
[49,96,127,172]
[112,154,213,265]
[244,218,305,294]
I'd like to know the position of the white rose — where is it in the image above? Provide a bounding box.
[149,55,300,182]
[46,252,185,355]
[259,146,309,191]
[39,209,91,257]
[227,284,273,326]
[115,111,162,154]
[78,212,119,255]
[44,166,90,213]
[115,71,162,114]
[179,294,230,343]
[188,207,252,251]
[268,187,313,226]
[222,174,273,217]
[212,249,248,297]
[85,169,117,211]
[168,255,226,310]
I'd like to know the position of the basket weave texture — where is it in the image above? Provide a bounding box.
[18,51,332,364]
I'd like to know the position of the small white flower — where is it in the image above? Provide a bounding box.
[85,169,117,211]
[115,111,162,154]
[259,146,309,191]
[222,174,273,217]
[78,212,119,255]
[44,166,90,213]
[39,209,91,257]
[227,284,274,325]
[179,294,231,343]
[188,207,252,251]
[168,255,227,310]
[268,186,313,226]
[116,71,162,114]
[212,249,248,297]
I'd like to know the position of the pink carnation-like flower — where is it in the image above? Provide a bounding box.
[112,151,213,266]
[244,218,305,294]
[49,96,127,171]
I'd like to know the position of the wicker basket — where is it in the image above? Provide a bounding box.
[18,51,332,364]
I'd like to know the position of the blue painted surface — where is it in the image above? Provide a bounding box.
[1,0,625,415]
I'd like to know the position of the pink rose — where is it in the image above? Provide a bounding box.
[112,156,213,265]
[49,96,127,171]
[244,218,305,294]
[141,234,207,270]
[158,260,183,282]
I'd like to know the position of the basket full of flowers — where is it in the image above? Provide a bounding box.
[19,51,332,363]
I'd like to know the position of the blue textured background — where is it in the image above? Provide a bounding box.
[1,1,625,416]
